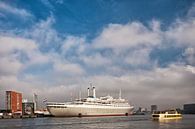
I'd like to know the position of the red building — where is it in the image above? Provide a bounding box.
[6,91,22,113]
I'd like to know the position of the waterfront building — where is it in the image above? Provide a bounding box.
[6,91,22,113]
[151,105,157,113]
[183,103,195,114]
[141,108,147,112]
[22,101,34,115]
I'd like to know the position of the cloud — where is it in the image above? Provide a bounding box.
[0,57,22,76]
[0,36,37,76]
[0,2,32,17]
[183,47,195,65]
[187,3,195,17]
[53,61,85,76]
[93,21,161,49]
[41,0,54,10]
[61,36,87,56]
[56,0,64,4]
[82,53,111,68]
[124,48,152,67]
[166,19,195,47]
[185,65,195,74]
[0,36,37,55]
[26,16,61,51]
[165,10,195,66]
[91,20,163,70]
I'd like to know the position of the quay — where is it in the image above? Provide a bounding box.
[0,114,52,119]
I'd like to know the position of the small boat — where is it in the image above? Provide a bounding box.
[152,109,182,120]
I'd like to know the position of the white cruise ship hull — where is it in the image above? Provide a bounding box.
[47,105,133,117]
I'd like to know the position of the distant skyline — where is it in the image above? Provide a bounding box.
[0,0,195,110]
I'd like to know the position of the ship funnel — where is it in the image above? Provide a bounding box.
[93,87,96,98]
[87,88,90,97]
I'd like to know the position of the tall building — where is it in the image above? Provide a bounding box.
[6,91,22,113]
[183,104,195,114]
[151,105,157,113]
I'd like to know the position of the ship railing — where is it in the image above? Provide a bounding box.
[46,102,70,106]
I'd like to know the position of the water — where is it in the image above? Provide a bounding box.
[0,115,194,129]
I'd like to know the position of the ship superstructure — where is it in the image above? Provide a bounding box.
[46,85,134,117]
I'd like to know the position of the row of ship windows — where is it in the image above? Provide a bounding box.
[74,103,128,107]
[51,104,128,106]
[48,103,66,106]
[48,102,127,105]
[50,105,128,108]
[153,115,181,118]
[164,115,181,118]
[51,106,67,108]
[50,107,124,113]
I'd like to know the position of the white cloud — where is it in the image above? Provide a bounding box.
[28,16,61,49]
[166,19,195,47]
[149,20,161,32]
[26,52,50,66]
[165,16,195,66]
[185,65,195,74]
[41,0,54,10]
[93,21,161,49]
[56,0,64,4]
[124,48,152,66]
[0,56,22,76]
[183,47,195,65]
[0,36,38,76]
[187,3,195,17]
[0,36,37,55]
[82,53,111,68]
[61,36,87,55]
[89,21,164,70]
[53,61,85,76]
[0,2,32,17]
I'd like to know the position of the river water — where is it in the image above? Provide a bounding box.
[0,115,194,129]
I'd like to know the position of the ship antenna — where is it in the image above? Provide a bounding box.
[79,91,81,101]
[70,91,73,101]
[90,82,92,89]
[89,82,93,97]
[119,89,121,99]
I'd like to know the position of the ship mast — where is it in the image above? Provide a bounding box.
[119,89,121,99]
[79,91,81,101]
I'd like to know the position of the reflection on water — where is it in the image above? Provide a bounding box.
[0,115,194,129]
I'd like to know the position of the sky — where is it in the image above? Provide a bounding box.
[0,0,195,110]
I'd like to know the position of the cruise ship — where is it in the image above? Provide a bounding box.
[46,86,134,117]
